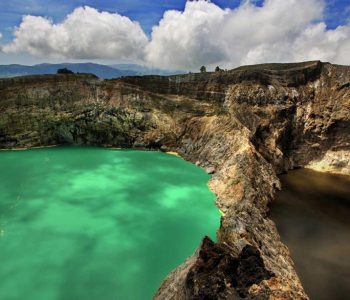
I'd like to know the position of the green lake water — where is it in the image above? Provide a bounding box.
[0,147,219,300]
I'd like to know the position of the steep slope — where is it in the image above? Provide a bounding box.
[0,61,349,299]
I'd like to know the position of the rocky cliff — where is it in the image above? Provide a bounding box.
[1,61,349,299]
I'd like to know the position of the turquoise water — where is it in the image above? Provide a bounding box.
[0,147,219,300]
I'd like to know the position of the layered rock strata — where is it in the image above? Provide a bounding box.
[0,61,349,299]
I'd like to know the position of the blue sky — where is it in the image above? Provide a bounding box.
[0,0,349,66]
[1,0,348,43]
[0,1,240,42]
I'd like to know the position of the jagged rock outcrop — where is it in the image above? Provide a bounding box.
[184,237,274,299]
[0,61,349,299]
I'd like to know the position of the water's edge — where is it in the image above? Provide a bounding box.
[4,145,350,300]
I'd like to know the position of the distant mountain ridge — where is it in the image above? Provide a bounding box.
[0,63,137,79]
[111,64,185,76]
[0,63,185,79]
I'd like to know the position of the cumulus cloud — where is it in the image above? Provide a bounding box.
[145,1,228,70]
[1,1,350,70]
[292,23,350,63]
[146,0,350,70]
[2,6,148,60]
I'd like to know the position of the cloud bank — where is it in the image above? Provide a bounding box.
[2,0,350,70]
[2,6,148,61]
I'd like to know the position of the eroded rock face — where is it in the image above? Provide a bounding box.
[184,237,274,300]
[0,61,349,299]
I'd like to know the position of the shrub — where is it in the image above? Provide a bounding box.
[57,68,74,75]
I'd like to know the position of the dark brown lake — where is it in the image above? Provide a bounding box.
[269,168,350,300]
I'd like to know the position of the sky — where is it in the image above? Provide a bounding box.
[0,0,349,70]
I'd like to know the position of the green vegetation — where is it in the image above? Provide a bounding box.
[57,68,75,74]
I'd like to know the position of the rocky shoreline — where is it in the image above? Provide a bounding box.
[1,61,349,299]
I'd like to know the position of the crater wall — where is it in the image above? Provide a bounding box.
[1,61,349,299]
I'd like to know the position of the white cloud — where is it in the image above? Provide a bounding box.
[145,1,228,70]
[293,23,350,63]
[1,1,350,70]
[2,6,148,61]
[146,0,350,70]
